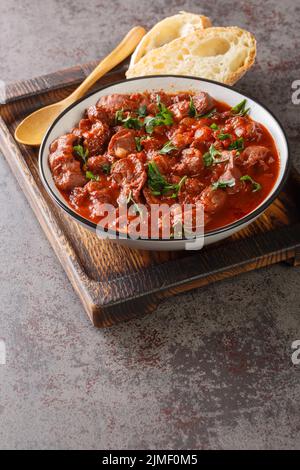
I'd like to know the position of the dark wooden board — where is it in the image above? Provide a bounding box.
[1,61,300,327]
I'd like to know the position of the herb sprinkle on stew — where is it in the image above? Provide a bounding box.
[48,90,279,236]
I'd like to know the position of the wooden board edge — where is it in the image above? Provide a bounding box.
[88,222,300,326]
[90,245,298,327]
[0,117,97,322]
[3,61,127,103]
[1,92,300,327]
[1,112,300,328]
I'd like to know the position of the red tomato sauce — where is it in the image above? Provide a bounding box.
[48,90,280,237]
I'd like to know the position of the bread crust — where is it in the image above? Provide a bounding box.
[127,26,257,85]
[130,12,212,67]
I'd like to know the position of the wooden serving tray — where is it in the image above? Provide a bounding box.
[1,61,300,327]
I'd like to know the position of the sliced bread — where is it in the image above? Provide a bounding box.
[130,11,212,67]
[126,26,256,85]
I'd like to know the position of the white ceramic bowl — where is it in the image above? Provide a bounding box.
[39,75,290,251]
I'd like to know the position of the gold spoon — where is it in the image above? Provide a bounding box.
[14,26,146,147]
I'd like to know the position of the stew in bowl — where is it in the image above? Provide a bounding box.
[39,76,289,250]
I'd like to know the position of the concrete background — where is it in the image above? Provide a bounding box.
[0,0,300,449]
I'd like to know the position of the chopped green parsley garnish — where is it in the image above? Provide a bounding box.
[86,170,99,181]
[144,97,173,134]
[240,174,262,192]
[212,178,236,190]
[231,99,250,116]
[203,145,229,167]
[147,161,186,198]
[228,137,244,151]
[115,109,143,129]
[74,144,89,164]
[218,133,231,141]
[159,140,178,155]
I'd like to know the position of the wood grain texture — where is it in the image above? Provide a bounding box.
[3,61,128,104]
[1,62,300,327]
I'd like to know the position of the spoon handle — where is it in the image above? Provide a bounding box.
[67,26,146,103]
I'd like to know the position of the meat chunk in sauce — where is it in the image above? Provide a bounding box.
[111,153,147,203]
[49,134,86,191]
[170,129,194,149]
[97,93,139,114]
[53,161,86,191]
[83,121,110,156]
[178,181,225,229]
[178,177,205,204]
[238,145,271,168]
[140,136,165,153]
[86,105,111,124]
[199,187,227,214]
[49,133,77,161]
[194,126,214,143]
[216,151,243,194]
[174,148,204,176]
[193,92,215,115]
[70,179,119,218]
[87,180,119,216]
[168,100,190,122]
[108,129,137,158]
[151,154,175,175]
[48,91,279,235]
[150,91,173,107]
[71,118,92,138]
[168,92,215,122]
[86,155,111,174]
[225,116,263,141]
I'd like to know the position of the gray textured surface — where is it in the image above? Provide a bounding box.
[0,0,300,450]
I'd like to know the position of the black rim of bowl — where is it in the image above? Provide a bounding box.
[39,75,291,242]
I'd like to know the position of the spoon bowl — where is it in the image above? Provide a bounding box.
[15,102,69,146]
